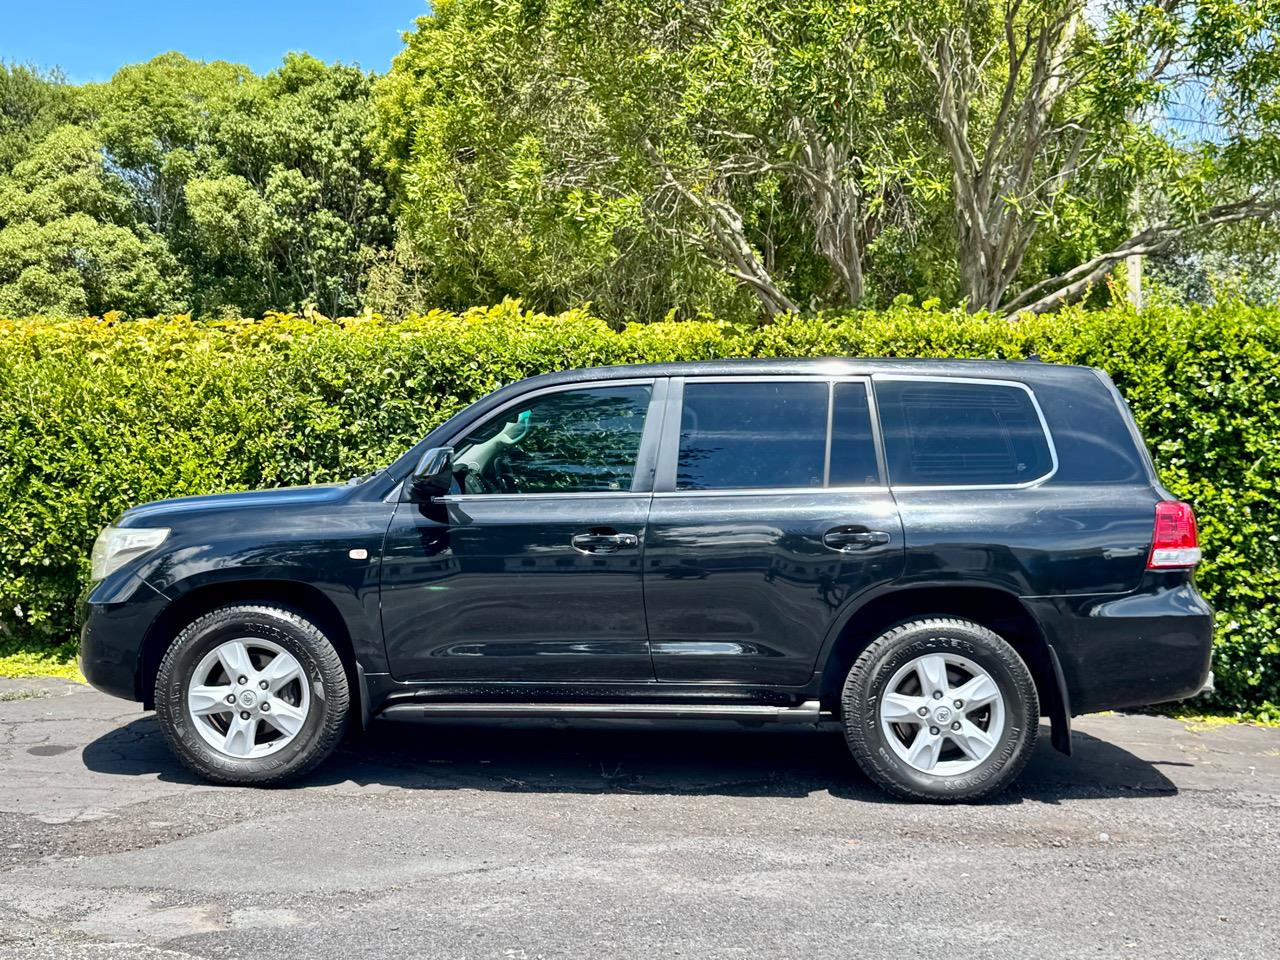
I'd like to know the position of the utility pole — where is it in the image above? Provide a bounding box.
[1126,178,1143,310]
[1126,249,1143,310]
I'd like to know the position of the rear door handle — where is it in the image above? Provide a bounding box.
[822,527,891,551]
[571,531,639,554]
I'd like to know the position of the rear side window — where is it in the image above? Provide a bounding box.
[677,381,827,490]
[1035,375,1148,484]
[829,382,881,486]
[876,379,1054,486]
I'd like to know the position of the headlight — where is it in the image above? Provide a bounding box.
[90,526,170,581]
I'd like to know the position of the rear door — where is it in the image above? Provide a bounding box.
[642,376,905,685]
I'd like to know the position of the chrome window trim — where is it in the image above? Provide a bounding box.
[443,377,659,498]
[437,491,654,504]
[864,376,890,485]
[676,375,844,383]
[652,484,891,499]
[871,373,1059,491]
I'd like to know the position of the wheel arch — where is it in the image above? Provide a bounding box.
[139,579,360,719]
[818,584,1072,754]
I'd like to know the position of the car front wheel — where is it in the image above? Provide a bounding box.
[154,604,349,785]
[841,617,1039,802]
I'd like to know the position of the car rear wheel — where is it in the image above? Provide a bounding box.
[155,604,349,785]
[841,618,1039,802]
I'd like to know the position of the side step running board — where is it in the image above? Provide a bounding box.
[379,699,825,723]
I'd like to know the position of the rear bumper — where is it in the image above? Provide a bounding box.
[1023,577,1214,716]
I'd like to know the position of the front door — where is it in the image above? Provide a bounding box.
[643,377,905,686]
[380,379,663,682]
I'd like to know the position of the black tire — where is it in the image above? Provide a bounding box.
[155,604,349,786]
[841,618,1039,802]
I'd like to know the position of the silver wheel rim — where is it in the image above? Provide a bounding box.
[187,638,311,759]
[879,652,1006,776]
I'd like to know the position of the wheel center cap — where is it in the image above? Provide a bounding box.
[932,705,953,725]
[238,690,258,709]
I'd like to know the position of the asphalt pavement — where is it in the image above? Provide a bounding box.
[1,677,1278,959]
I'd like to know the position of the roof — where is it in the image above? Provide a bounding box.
[510,356,1100,389]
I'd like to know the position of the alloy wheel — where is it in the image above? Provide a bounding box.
[878,652,1006,776]
[186,638,311,759]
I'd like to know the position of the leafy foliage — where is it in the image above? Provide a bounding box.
[0,54,392,320]
[371,0,753,322]
[376,0,1280,318]
[0,125,186,316]
[0,303,1276,717]
[5,2,1280,320]
[372,0,925,321]
[0,62,84,171]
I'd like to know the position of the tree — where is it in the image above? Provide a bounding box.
[379,0,1280,319]
[375,0,930,320]
[90,52,393,317]
[195,53,393,316]
[1147,222,1280,305]
[0,62,83,171]
[0,125,185,316]
[374,0,751,322]
[91,53,250,238]
[0,53,395,319]
[883,0,1280,313]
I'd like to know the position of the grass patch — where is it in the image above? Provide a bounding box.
[1156,703,1280,729]
[0,639,82,681]
[0,686,50,702]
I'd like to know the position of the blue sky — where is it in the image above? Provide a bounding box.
[0,1,431,82]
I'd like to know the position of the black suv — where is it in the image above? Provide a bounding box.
[80,359,1213,800]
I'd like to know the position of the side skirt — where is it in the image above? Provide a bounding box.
[379,699,825,724]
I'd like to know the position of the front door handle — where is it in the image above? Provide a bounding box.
[571,531,639,554]
[822,527,891,552]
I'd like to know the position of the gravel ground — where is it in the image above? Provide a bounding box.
[1,677,1278,959]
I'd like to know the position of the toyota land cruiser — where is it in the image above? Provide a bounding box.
[79,359,1213,800]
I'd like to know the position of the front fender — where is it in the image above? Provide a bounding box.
[145,554,387,677]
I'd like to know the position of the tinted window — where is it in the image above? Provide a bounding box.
[829,382,880,486]
[1035,379,1147,484]
[877,380,1053,486]
[677,381,827,490]
[453,385,651,494]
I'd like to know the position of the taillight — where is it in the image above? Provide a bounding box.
[1147,501,1201,569]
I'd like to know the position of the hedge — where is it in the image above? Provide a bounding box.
[1,302,1277,718]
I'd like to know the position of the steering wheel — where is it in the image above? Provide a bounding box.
[457,460,499,495]
[491,456,518,493]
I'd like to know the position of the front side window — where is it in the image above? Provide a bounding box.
[876,379,1054,486]
[676,381,828,490]
[452,384,651,494]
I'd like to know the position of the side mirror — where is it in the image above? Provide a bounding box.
[409,446,455,501]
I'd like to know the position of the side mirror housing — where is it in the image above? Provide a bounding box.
[408,446,455,501]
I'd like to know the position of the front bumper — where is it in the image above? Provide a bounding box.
[78,575,169,703]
